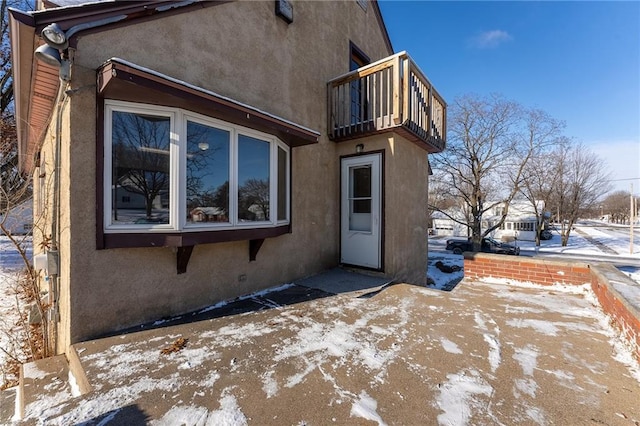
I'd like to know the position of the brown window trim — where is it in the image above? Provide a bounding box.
[95,59,308,269]
[97,58,319,148]
[102,225,291,250]
[349,41,370,69]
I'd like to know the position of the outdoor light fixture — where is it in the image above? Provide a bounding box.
[41,23,68,50]
[35,17,127,82]
[356,143,364,153]
[34,22,71,81]
[198,142,210,151]
[34,44,62,67]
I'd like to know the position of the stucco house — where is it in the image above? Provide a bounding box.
[10,0,446,354]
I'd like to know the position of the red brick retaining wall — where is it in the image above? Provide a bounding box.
[463,253,640,363]
[589,266,640,364]
[464,254,591,286]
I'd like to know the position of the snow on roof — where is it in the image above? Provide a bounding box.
[43,0,115,9]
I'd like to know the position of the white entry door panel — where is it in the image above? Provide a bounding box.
[340,153,382,269]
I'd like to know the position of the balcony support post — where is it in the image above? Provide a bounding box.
[427,83,434,139]
[402,58,410,127]
[392,55,402,125]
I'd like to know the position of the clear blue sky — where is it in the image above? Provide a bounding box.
[378,1,640,194]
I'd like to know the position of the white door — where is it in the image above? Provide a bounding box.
[340,153,382,269]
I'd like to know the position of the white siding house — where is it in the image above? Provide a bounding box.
[432,201,549,241]
[0,199,33,235]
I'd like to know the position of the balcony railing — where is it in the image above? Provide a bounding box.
[328,52,446,153]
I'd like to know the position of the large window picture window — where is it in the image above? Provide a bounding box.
[186,120,230,225]
[104,100,290,233]
[111,109,172,226]
[238,135,270,222]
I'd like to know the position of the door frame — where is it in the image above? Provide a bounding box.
[339,150,385,271]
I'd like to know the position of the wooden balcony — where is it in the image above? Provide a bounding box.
[328,52,446,153]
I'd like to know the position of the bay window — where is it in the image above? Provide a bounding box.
[104,100,290,233]
[96,59,318,256]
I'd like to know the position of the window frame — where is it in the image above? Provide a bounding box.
[95,59,319,251]
[102,100,291,238]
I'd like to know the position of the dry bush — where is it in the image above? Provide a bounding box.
[0,264,48,390]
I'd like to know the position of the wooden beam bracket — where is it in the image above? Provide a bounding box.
[177,245,194,274]
[249,239,265,262]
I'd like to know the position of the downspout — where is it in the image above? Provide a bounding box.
[47,74,70,353]
[38,15,125,354]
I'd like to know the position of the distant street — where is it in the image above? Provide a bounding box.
[519,249,640,268]
[429,219,640,271]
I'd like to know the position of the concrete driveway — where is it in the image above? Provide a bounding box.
[21,269,640,425]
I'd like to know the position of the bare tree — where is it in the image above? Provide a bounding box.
[519,135,569,245]
[1,0,50,389]
[549,142,612,246]
[239,178,269,221]
[2,1,35,112]
[1,1,33,209]
[1,0,15,113]
[430,93,562,249]
[601,190,632,224]
[1,0,34,259]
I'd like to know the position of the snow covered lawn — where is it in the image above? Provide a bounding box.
[0,236,32,387]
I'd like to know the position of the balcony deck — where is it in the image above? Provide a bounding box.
[328,52,446,153]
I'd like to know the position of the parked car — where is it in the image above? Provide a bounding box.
[445,237,520,255]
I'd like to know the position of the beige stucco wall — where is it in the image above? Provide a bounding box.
[41,1,434,347]
[31,93,74,352]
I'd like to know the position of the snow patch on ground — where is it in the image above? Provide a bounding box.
[435,369,493,426]
[350,391,386,425]
[473,312,501,373]
[513,345,538,376]
[0,236,32,387]
[151,389,247,426]
[440,338,463,354]
[507,318,560,336]
[483,334,501,374]
[494,280,640,383]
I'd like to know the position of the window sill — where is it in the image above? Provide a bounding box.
[100,224,291,249]
[99,225,291,273]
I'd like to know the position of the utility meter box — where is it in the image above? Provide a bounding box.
[33,253,48,271]
[33,251,59,275]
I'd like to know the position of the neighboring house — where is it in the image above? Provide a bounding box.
[0,198,33,235]
[190,207,227,223]
[487,201,549,242]
[10,0,446,353]
[431,210,468,237]
[432,201,549,241]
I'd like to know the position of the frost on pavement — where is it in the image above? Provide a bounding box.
[435,369,493,426]
[19,279,640,425]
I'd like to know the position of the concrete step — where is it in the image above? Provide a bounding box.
[19,354,78,421]
[0,386,18,424]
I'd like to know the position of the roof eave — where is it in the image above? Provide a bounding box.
[371,0,394,55]
[9,8,40,174]
[9,1,227,174]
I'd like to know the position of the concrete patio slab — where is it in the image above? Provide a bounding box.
[19,274,640,425]
[295,267,393,295]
